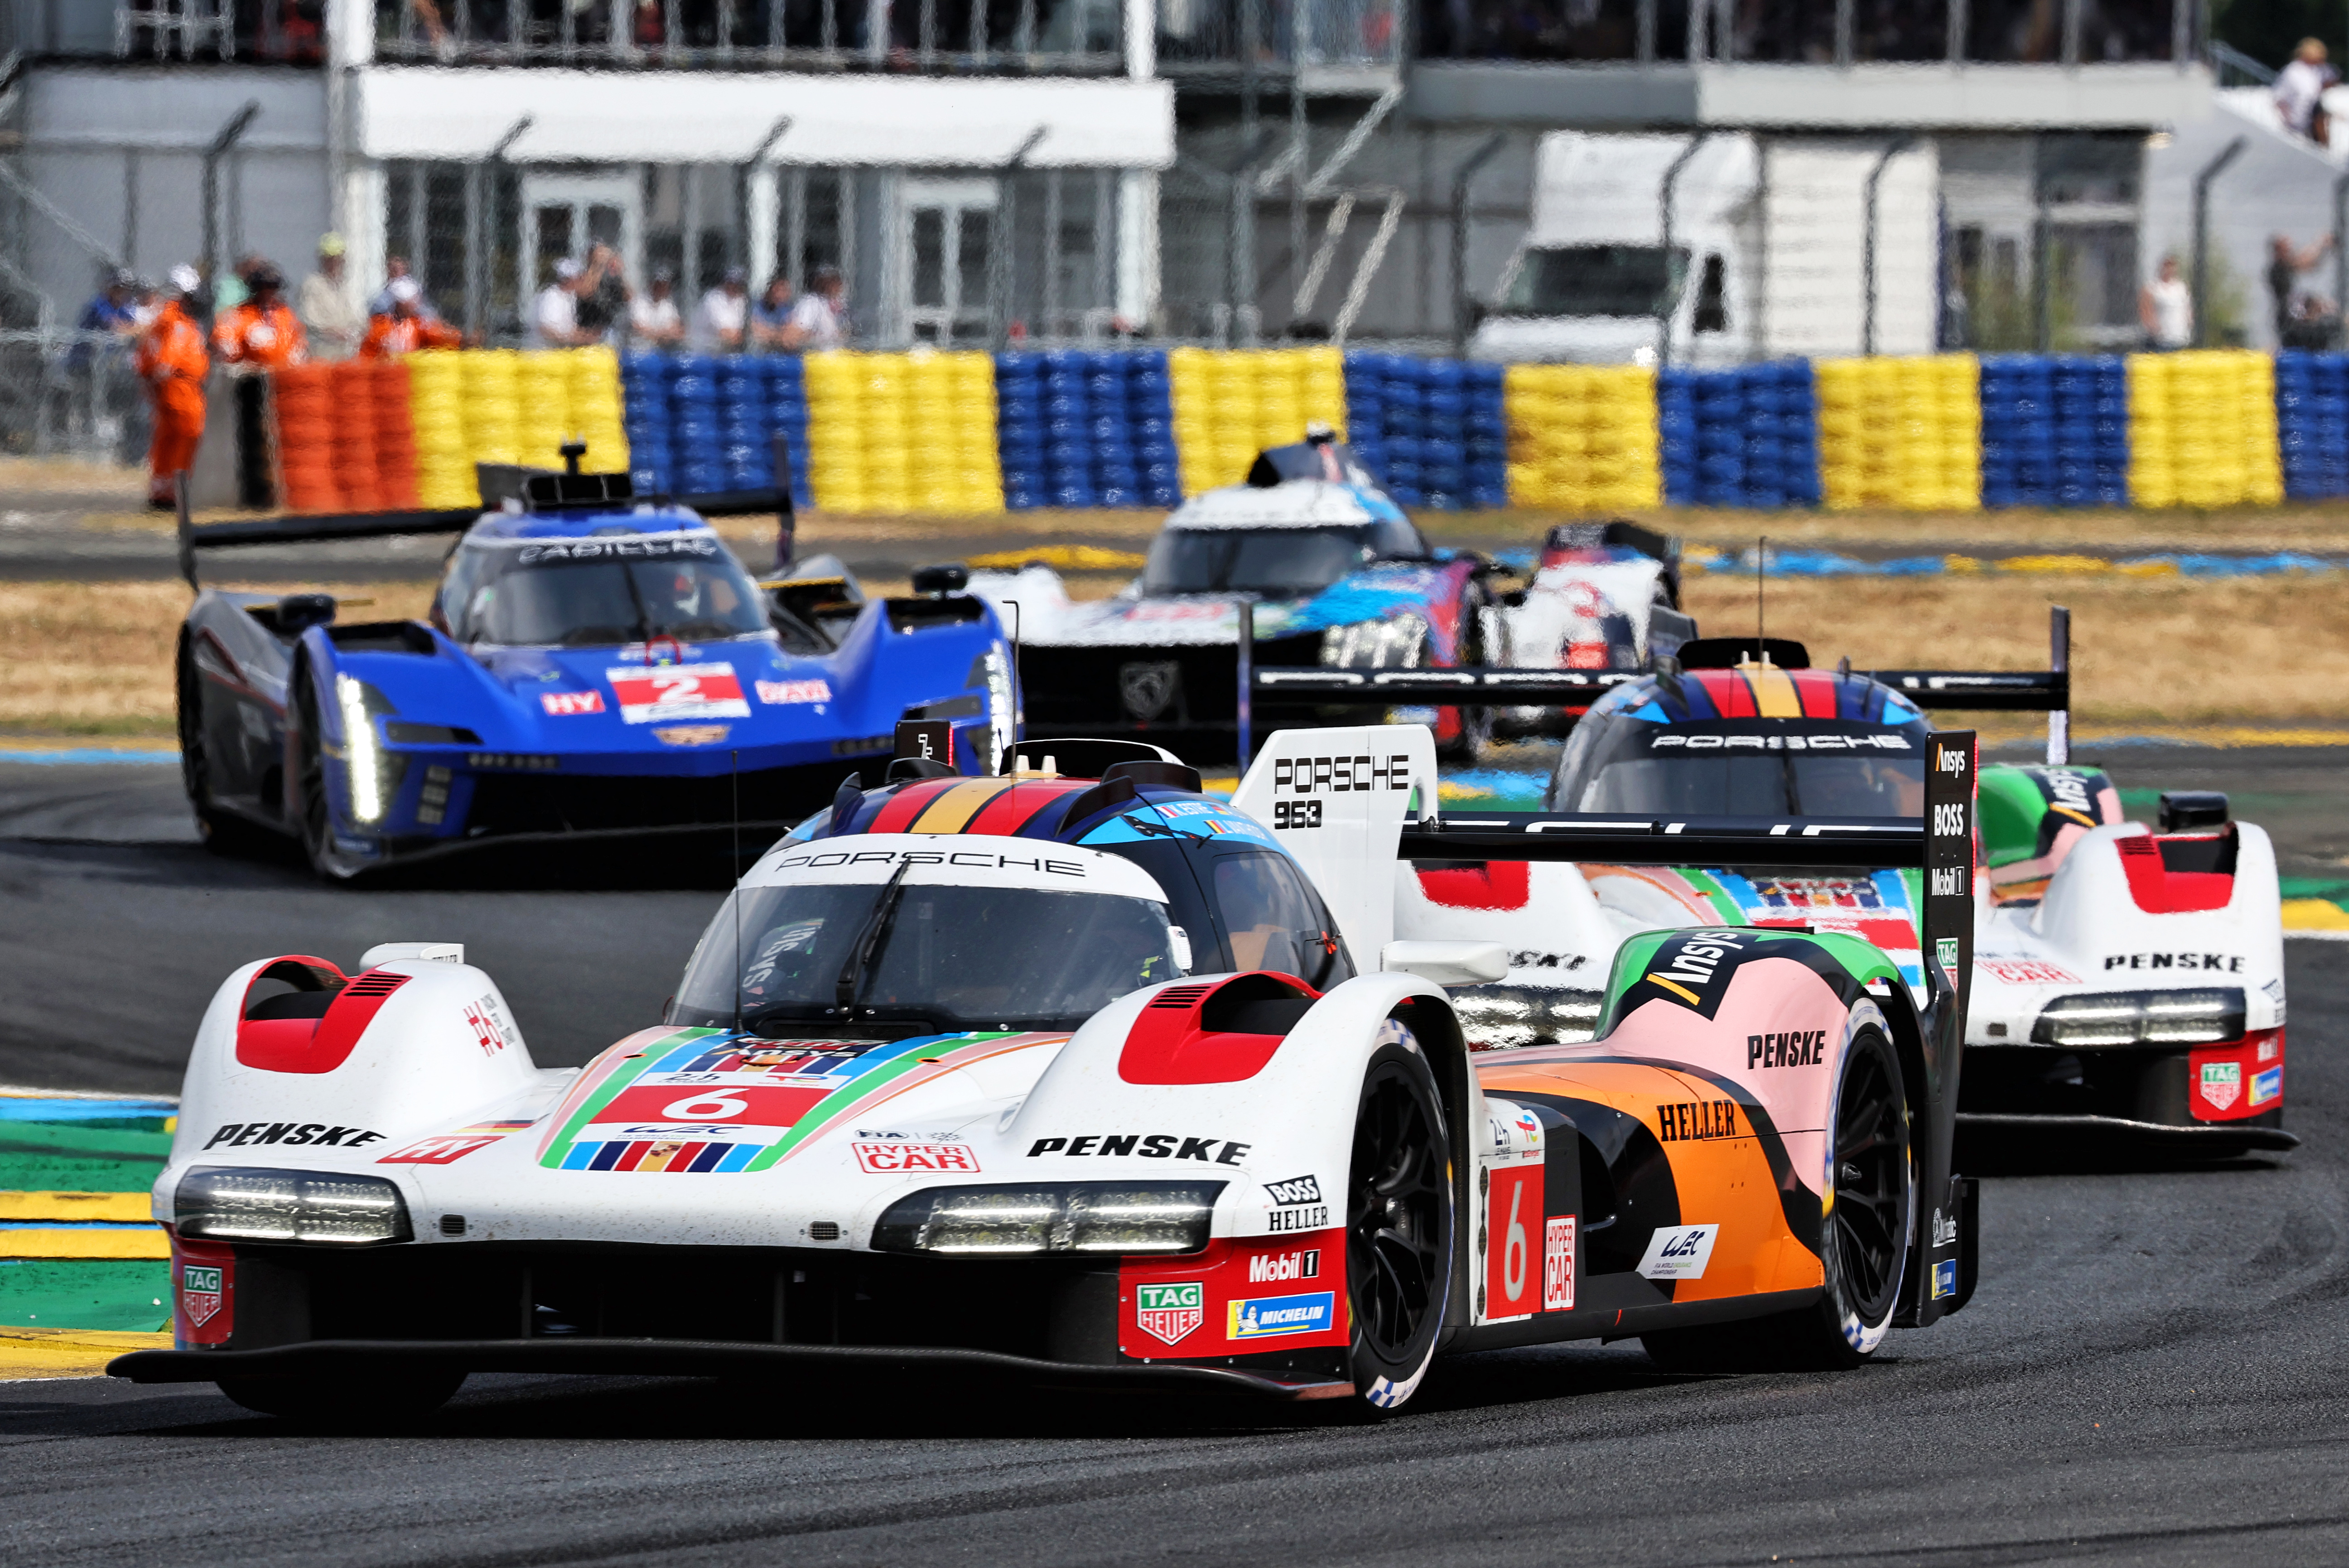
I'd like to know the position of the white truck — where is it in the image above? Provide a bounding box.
[1469,131,1940,367]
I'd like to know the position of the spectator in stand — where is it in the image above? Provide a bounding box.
[575,242,630,343]
[368,255,444,319]
[750,275,796,351]
[129,275,161,329]
[629,268,686,347]
[212,262,306,367]
[694,265,750,352]
[297,232,365,361]
[535,258,596,347]
[135,266,212,509]
[77,270,141,339]
[361,277,465,357]
[785,263,849,350]
[2138,253,2192,350]
[2276,38,2338,142]
[2269,231,2337,341]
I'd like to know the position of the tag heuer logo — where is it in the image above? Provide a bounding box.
[181,1264,223,1327]
[1134,1281,1204,1346]
[1119,661,1181,722]
[2200,1061,2242,1110]
[1264,1174,1322,1206]
[1936,937,1961,973]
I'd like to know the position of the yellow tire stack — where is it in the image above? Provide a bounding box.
[459,350,521,471]
[1817,354,1979,510]
[515,351,575,472]
[406,350,473,508]
[2129,350,2282,509]
[1168,347,1346,495]
[566,346,630,475]
[801,351,1003,516]
[1502,364,1660,511]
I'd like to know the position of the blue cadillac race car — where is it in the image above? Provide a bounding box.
[174,468,1015,878]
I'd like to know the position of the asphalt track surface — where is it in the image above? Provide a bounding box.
[0,748,2345,1565]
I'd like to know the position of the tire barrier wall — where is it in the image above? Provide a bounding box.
[995,349,1181,511]
[2277,351,2349,501]
[266,346,2324,518]
[802,351,1003,516]
[1506,362,1661,513]
[622,351,813,507]
[1656,362,1818,509]
[1347,355,1509,510]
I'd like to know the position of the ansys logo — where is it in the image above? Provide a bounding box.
[1642,930,1750,1018]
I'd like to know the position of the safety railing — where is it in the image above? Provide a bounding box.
[0,329,153,463]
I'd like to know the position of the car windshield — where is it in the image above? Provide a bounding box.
[1558,723,1928,817]
[1142,522,1425,596]
[670,878,1183,1035]
[1499,245,1688,318]
[440,533,768,647]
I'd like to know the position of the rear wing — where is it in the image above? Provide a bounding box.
[1234,722,1977,1038]
[172,436,798,590]
[1248,606,2073,767]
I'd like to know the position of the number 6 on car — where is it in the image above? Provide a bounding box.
[112,724,1979,1425]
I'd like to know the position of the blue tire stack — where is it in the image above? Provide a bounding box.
[995,352,1045,509]
[1341,351,1399,495]
[621,351,671,494]
[1980,355,2058,507]
[2050,356,2102,506]
[1746,361,1821,507]
[1339,355,1505,510]
[1693,369,1745,506]
[994,350,1177,511]
[1658,368,1699,504]
[2276,351,2349,498]
[1462,362,1507,508]
[2087,355,2129,506]
[620,352,814,505]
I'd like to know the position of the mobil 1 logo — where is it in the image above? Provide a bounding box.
[1924,731,1977,1018]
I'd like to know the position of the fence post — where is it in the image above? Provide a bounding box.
[1862,134,1914,357]
[1449,132,1506,357]
[2191,135,2247,348]
[468,115,532,343]
[199,101,261,310]
[1656,131,1712,368]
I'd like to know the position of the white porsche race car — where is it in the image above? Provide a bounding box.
[113,724,1981,1423]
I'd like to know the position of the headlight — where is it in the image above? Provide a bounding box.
[980,643,1016,771]
[334,673,402,826]
[174,1166,413,1245]
[1320,611,1428,671]
[872,1182,1222,1256]
[2031,988,2246,1047]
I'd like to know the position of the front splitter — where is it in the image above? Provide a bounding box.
[108,1337,1356,1401]
[1957,1111,2301,1152]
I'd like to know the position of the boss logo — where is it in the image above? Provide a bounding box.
[1932,803,1968,836]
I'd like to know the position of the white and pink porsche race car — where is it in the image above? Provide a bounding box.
[113,723,1981,1423]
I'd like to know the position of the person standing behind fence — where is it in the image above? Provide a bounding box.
[361,277,464,357]
[783,264,848,350]
[298,233,365,362]
[535,258,598,347]
[2276,39,2338,142]
[135,266,212,510]
[2139,254,2192,350]
[693,266,749,352]
[2269,232,2336,342]
[213,263,306,368]
[629,268,685,347]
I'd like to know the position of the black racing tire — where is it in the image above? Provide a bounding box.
[1642,1023,1912,1374]
[176,637,276,859]
[217,1370,465,1428]
[1337,1028,1455,1417]
[290,666,353,882]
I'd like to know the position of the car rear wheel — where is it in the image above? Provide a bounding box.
[217,1370,465,1429]
[1642,1023,1912,1373]
[177,638,275,859]
[1337,1026,1454,1417]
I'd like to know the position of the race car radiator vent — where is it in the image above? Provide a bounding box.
[1148,986,1215,1011]
[343,972,412,998]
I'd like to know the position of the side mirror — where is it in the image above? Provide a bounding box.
[912,562,970,596]
[358,941,465,968]
[2158,791,2229,832]
[278,592,337,635]
[1379,940,1509,986]
[1168,925,1194,974]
